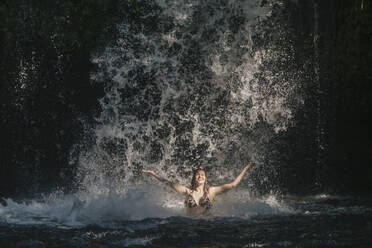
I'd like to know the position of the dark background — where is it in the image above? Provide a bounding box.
[0,0,371,198]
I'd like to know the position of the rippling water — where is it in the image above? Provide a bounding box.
[1,194,371,247]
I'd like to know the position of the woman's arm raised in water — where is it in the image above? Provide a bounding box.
[142,169,191,195]
[210,164,254,196]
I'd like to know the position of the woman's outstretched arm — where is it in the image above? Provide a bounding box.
[142,169,191,195]
[210,164,254,196]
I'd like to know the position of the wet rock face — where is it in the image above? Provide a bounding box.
[295,0,372,193]
[0,0,121,197]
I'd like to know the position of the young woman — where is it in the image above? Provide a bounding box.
[142,164,254,216]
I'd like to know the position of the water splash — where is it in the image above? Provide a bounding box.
[76,0,303,196]
[0,189,292,226]
[49,0,307,221]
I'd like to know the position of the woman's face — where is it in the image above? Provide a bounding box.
[194,170,206,186]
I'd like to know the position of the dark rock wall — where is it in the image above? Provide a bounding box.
[294,0,372,194]
[318,0,372,193]
[0,0,121,197]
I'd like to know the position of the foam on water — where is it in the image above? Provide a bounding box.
[0,189,292,227]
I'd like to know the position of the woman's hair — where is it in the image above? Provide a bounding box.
[191,168,210,193]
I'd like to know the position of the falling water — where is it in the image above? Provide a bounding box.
[0,0,308,226]
[312,1,325,190]
[0,0,307,224]
[70,0,304,218]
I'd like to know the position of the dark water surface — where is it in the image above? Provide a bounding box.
[1,195,371,248]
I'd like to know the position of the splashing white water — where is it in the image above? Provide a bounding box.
[0,0,304,224]
[76,0,303,198]
[0,189,292,226]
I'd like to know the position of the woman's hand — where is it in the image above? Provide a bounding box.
[141,169,190,195]
[211,163,256,196]
[244,163,255,172]
[142,169,156,176]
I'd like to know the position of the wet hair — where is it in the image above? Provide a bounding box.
[191,168,210,193]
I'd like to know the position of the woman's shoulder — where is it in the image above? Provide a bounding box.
[185,188,193,195]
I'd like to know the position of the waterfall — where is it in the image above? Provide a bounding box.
[312,1,324,189]
[75,0,304,200]
[0,0,312,224]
